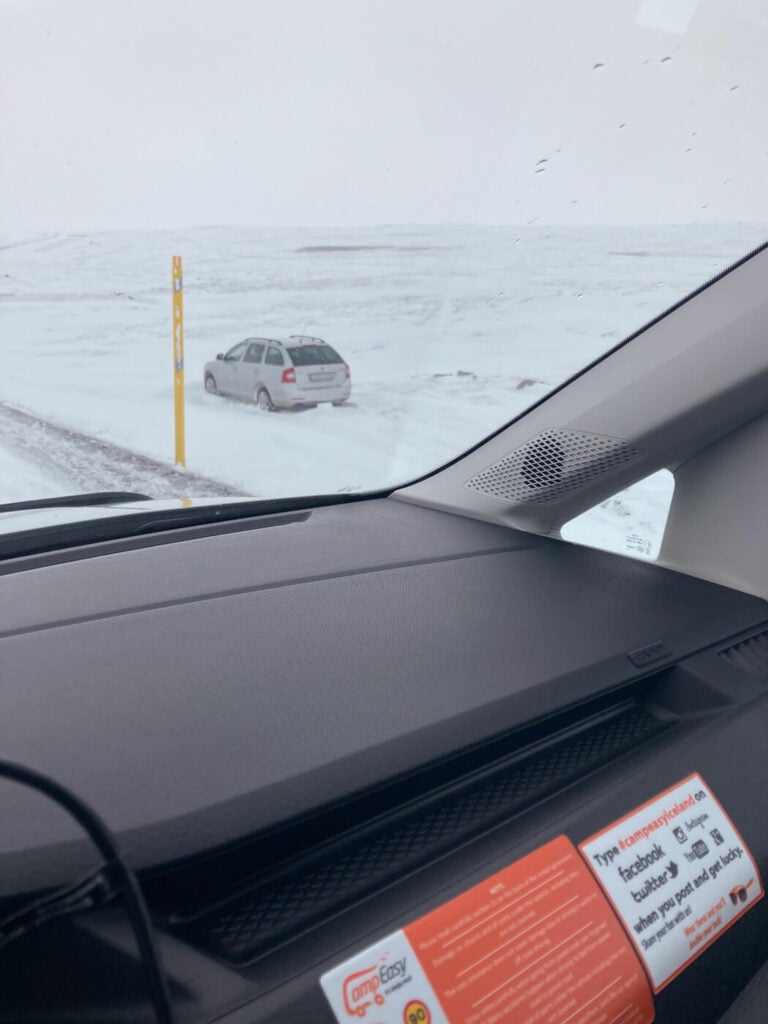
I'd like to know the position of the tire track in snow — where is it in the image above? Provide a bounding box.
[0,401,246,499]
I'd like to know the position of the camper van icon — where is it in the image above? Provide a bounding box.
[729,878,755,906]
[342,962,386,1018]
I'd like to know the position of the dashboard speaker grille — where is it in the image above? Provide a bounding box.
[465,429,644,505]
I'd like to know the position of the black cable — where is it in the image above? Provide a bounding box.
[0,759,174,1024]
[0,866,112,948]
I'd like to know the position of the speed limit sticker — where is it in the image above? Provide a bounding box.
[403,1000,431,1024]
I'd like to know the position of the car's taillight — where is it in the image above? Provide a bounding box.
[345,364,351,379]
[282,368,296,384]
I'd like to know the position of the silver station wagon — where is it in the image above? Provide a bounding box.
[204,335,351,410]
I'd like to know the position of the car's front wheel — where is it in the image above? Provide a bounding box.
[204,374,218,395]
[255,387,275,411]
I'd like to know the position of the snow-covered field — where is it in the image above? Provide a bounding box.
[1,224,765,555]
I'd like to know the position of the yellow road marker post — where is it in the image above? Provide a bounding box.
[171,256,186,467]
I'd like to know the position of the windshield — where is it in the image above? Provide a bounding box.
[1,0,766,527]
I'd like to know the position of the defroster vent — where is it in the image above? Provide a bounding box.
[719,630,768,677]
[171,701,667,964]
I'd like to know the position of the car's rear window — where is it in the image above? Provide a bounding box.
[287,345,343,366]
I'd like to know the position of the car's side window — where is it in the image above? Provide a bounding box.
[244,343,265,364]
[265,347,284,367]
[561,469,675,562]
[225,342,248,361]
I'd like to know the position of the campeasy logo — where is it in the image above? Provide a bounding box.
[341,954,408,1018]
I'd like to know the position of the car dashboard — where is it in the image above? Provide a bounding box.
[1,496,768,1023]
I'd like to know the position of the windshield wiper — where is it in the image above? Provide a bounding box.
[0,491,384,564]
[0,491,152,514]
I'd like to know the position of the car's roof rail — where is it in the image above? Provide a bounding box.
[288,334,326,344]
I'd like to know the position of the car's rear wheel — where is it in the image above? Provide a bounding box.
[204,374,218,395]
[255,387,275,411]
[332,399,348,407]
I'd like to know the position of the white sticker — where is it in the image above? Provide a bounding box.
[580,773,763,992]
[320,929,450,1024]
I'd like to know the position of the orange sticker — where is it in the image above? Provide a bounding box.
[321,835,654,1024]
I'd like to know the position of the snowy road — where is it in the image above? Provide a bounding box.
[0,400,245,502]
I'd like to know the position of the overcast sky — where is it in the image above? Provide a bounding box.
[2,0,766,231]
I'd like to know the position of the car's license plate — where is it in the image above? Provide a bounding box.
[309,372,334,381]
